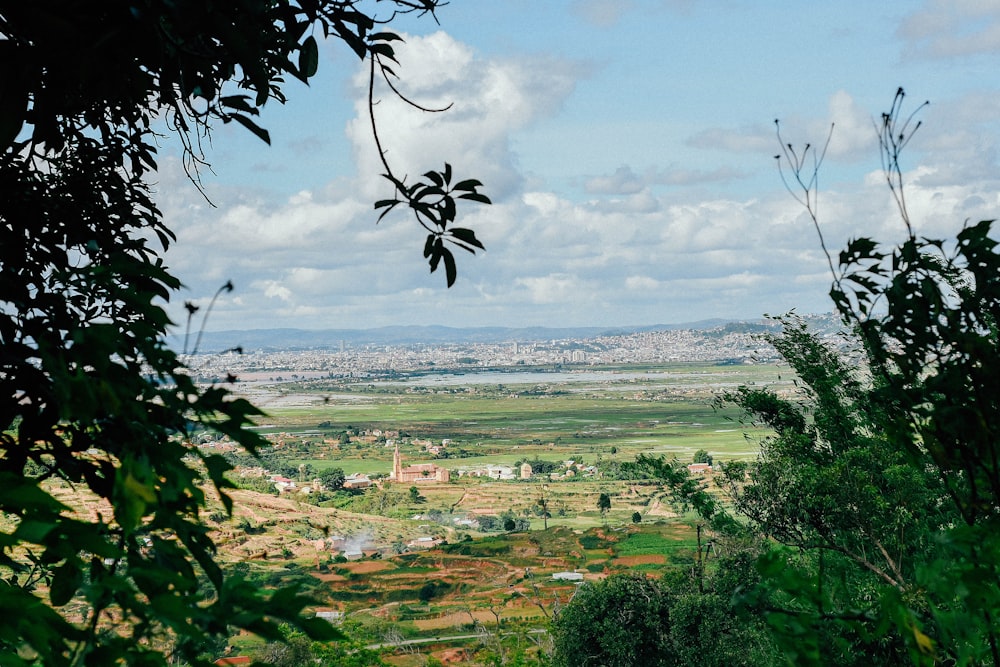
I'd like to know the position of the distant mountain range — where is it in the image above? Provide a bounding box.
[167,319,751,353]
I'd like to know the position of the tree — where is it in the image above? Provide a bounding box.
[537,493,551,530]
[0,2,487,664]
[597,492,611,521]
[418,582,439,603]
[551,573,674,667]
[319,466,346,492]
[692,449,712,466]
[253,627,316,667]
[631,511,642,524]
[714,318,949,665]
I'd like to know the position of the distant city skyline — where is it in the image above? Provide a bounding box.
[157,1,1000,331]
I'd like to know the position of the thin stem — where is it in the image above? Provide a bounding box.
[377,55,453,113]
[877,88,929,239]
[774,120,838,283]
[187,280,233,356]
[368,56,398,183]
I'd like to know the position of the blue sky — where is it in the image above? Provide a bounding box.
[158,0,1000,331]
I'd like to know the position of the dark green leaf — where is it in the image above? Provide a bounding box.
[298,36,320,79]
[442,246,456,287]
[448,227,484,252]
[423,170,445,187]
[219,95,255,114]
[369,31,405,43]
[453,178,484,191]
[457,192,492,204]
[49,560,83,607]
[229,113,271,145]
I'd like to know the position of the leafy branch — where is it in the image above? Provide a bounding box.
[366,36,491,287]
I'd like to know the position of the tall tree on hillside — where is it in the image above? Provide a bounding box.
[597,492,611,523]
[0,2,488,664]
[552,573,675,667]
[746,89,1000,664]
[714,318,951,665]
[692,449,712,465]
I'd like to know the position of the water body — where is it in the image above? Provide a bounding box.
[363,369,713,387]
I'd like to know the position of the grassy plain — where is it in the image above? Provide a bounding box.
[244,361,792,478]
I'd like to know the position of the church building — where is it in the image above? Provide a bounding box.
[390,442,450,483]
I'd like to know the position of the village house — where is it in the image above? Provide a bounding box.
[456,464,515,479]
[406,536,444,550]
[270,475,296,493]
[314,609,344,624]
[343,473,372,489]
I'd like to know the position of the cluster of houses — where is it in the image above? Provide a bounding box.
[238,446,713,498]
[245,450,614,497]
[311,532,445,560]
[451,459,598,480]
[269,475,320,494]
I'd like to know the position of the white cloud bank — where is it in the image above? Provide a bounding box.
[158,26,1000,332]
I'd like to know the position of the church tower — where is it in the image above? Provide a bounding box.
[392,442,402,482]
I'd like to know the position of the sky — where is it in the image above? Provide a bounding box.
[155,0,1000,332]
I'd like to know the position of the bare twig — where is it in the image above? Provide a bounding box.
[877,88,929,238]
[774,120,837,281]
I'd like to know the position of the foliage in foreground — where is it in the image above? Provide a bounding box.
[740,90,1000,665]
[551,566,774,667]
[0,1,488,664]
[553,90,1000,666]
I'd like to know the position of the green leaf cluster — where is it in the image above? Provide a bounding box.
[376,164,491,287]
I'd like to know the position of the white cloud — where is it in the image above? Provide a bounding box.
[583,164,746,194]
[900,0,1000,58]
[625,275,661,290]
[822,90,876,161]
[686,124,775,154]
[584,165,645,194]
[153,27,1000,332]
[570,0,636,27]
[514,274,584,305]
[692,91,875,164]
[257,280,293,302]
[345,31,580,202]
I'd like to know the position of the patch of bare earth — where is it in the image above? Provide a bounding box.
[339,560,393,575]
[614,554,667,566]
